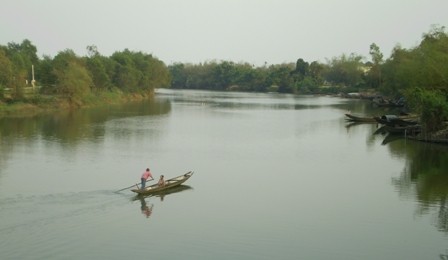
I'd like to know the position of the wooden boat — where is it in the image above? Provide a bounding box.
[132,171,194,195]
[344,113,376,123]
[372,97,405,107]
[374,114,419,126]
[131,185,193,201]
[374,115,399,124]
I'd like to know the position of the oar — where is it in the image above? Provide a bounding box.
[115,178,154,192]
[115,184,139,192]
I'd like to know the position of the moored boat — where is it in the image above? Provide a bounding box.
[344,113,376,123]
[132,171,194,195]
[374,114,419,126]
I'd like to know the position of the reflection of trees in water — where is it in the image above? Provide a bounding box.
[393,143,448,233]
[0,99,171,171]
[0,99,171,144]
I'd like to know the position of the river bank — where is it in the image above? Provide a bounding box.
[0,90,154,118]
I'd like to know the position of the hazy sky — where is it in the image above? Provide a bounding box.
[1,0,447,66]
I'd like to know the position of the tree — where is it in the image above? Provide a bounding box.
[294,58,309,80]
[53,61,93,106]
[36,55,57,87]
[323,53,365,88]
[7,39,39,84]
[86,45,100,58]
[211,61,234,90]
[381,25,448,96]
[266,64,294,93]
[169,63,187,89]
[405,87,448,132]
[110,50,170,92]
[308,61,324,83]
[368,43,383,88]
[110,50,141,92]
[369,43,383,65]
[85,46,113,91]
[52,49,93,105]
[418,25,448,91]
[0,49,14,89]
[136,53,170,91]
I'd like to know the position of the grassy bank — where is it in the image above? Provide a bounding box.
[0,89,154,118]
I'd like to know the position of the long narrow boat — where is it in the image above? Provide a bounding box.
[374,114,419,126]
[132,171,194,195]
[344,113,376,123]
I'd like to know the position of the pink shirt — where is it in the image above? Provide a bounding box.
[141,171,153,180]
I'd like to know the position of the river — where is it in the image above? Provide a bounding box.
[1,89,447,260]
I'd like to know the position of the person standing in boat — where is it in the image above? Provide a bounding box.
[140,168,153,189]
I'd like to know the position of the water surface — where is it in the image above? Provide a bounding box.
[1,89,447,259]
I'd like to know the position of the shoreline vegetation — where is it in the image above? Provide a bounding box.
[1,26,447,141]
[0,88,154,117]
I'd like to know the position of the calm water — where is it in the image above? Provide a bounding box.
[1,89,448,260]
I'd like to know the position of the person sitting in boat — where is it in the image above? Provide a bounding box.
[158,175,166,187]
[140,168,153,189]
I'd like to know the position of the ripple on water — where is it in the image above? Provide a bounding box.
[0,190,133,259]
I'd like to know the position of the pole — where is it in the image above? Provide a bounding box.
[31,65,35,88]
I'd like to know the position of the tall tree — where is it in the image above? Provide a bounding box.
[308,61,324,85]
[323,53,365,88]
[168,63,187,89]
[267,64,294,93]
[52,49,92,105]
[368,43,383,88]
[7,39,39,84]
[85,46,113,91]
[36,55,57,87]
[0,49,14,89]
[295,58,309,80]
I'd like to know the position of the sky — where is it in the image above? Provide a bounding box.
[1,0,448,66]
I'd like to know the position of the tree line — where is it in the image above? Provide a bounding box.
[167,45,383,94]
[0,42,170,106]
[0,26,447,131]
[168,26,448,132]
[168,26,447,97]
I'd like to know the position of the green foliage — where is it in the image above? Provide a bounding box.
[369,43,383,65]
[168,61,295,93]
[294,58,309,80]
[404,87,448,132]
[0,85,5,99]
[0,49,14,87]
[85,52,113,91]
[53,60,93,106]
[170,61,240,91]
[1,26,446,121]
[36,55,57,87]
[267,64,294,93]
[323,53,365,87]
[308,61,325,86]
[110,49,170,92]
[382,25,448,95]
[169,63,188,89]
[378,25,448,133]
[366,43,383,88]
[419,26,448,90]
